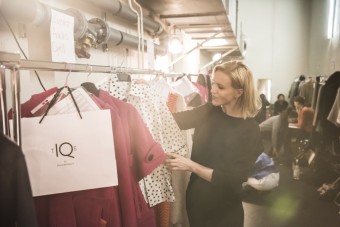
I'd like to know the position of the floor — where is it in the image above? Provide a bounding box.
[242,163,340,227]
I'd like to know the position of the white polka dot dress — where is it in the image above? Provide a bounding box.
[97,75,189,206]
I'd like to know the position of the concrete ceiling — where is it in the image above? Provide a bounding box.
[137,0,242,57]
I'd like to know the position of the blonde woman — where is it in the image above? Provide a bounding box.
[166,61,263,227]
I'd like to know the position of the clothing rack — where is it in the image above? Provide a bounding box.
[0,51,194,145]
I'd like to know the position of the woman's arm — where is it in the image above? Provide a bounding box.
[165,153,213,182]
[172,103,212,130]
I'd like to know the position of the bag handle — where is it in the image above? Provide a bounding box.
[39,86,82,123]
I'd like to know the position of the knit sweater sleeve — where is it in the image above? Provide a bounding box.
[172,103,213,130]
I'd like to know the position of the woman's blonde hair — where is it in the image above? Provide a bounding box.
[213,61,261,119]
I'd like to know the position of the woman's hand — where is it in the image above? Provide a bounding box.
[165,153,193,172]
[165,153,214,182]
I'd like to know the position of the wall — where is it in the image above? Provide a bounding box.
[238,0,311,101]
[309,0,340,75]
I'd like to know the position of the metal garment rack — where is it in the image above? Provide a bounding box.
[0,51,189,146]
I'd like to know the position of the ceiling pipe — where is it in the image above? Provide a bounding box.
[127,0,142,68]
[85,0,163,35]
[0,0,50,26]
[0,0,88,40]
[88,18,166,55]
[0,0,167,56]
[132,0,145,68]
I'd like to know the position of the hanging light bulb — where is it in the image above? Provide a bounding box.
[168,36,183,54]
[212,53,222,61]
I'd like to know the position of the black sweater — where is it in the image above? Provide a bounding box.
[173,103,263,226]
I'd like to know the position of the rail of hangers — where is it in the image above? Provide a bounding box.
[0,51,201,146]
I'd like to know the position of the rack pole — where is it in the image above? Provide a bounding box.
[10,66,21,146]
[0,65,10,136]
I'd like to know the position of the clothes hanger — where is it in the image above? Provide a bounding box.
[116,66,131,82]
[81,65,100,97]
[117,72,131,82]
[40,63,82,123]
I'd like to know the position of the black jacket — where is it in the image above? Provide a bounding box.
[0,134,38,227]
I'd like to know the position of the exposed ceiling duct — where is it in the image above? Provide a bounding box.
[84,0,164,35]
[0,0,167,57]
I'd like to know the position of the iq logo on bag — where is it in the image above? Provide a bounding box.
[52,142,76,158]
[51,142,77,167]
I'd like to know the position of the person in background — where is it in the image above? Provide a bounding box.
[259,107,293,157]
[289,75,305,106]
[273,93,289,116]
[255,93,270,123]
[166,61,263,227]
[291,95,315,140]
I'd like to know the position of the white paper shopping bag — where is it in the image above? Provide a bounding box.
[11,110,118,196]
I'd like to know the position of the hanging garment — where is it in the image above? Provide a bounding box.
[0,133,38,227]
[171,77,201,107]
[327,87,340,127]
[299,79,315,106]
[96,91,162,226]
[313,84,325,131]
[166,91,192,227]
[98,75,189,207]
[9,88,122,227]
[192,82,208,104]
[288,79,300,105]
[148,80,192,227]
[9,87,165,227]
[96,90,167,180]
[319,72,340,139]
[97,76,131,101]
[93,94,165,227]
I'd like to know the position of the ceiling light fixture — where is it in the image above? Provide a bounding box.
[212,53,222,61]
[168,36,183,54]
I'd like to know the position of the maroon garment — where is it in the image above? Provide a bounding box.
[10,87,165,227]
[98,90,166,180]
[97,90,166,227]
[8,87,58,119]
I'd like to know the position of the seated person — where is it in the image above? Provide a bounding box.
[273,93,289,115]
[290,96,315,140]
[259,107,293,157]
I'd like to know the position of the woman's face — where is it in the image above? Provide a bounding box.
[294,101,303,111]
[211,70,242,106]
[278,95,285,101]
